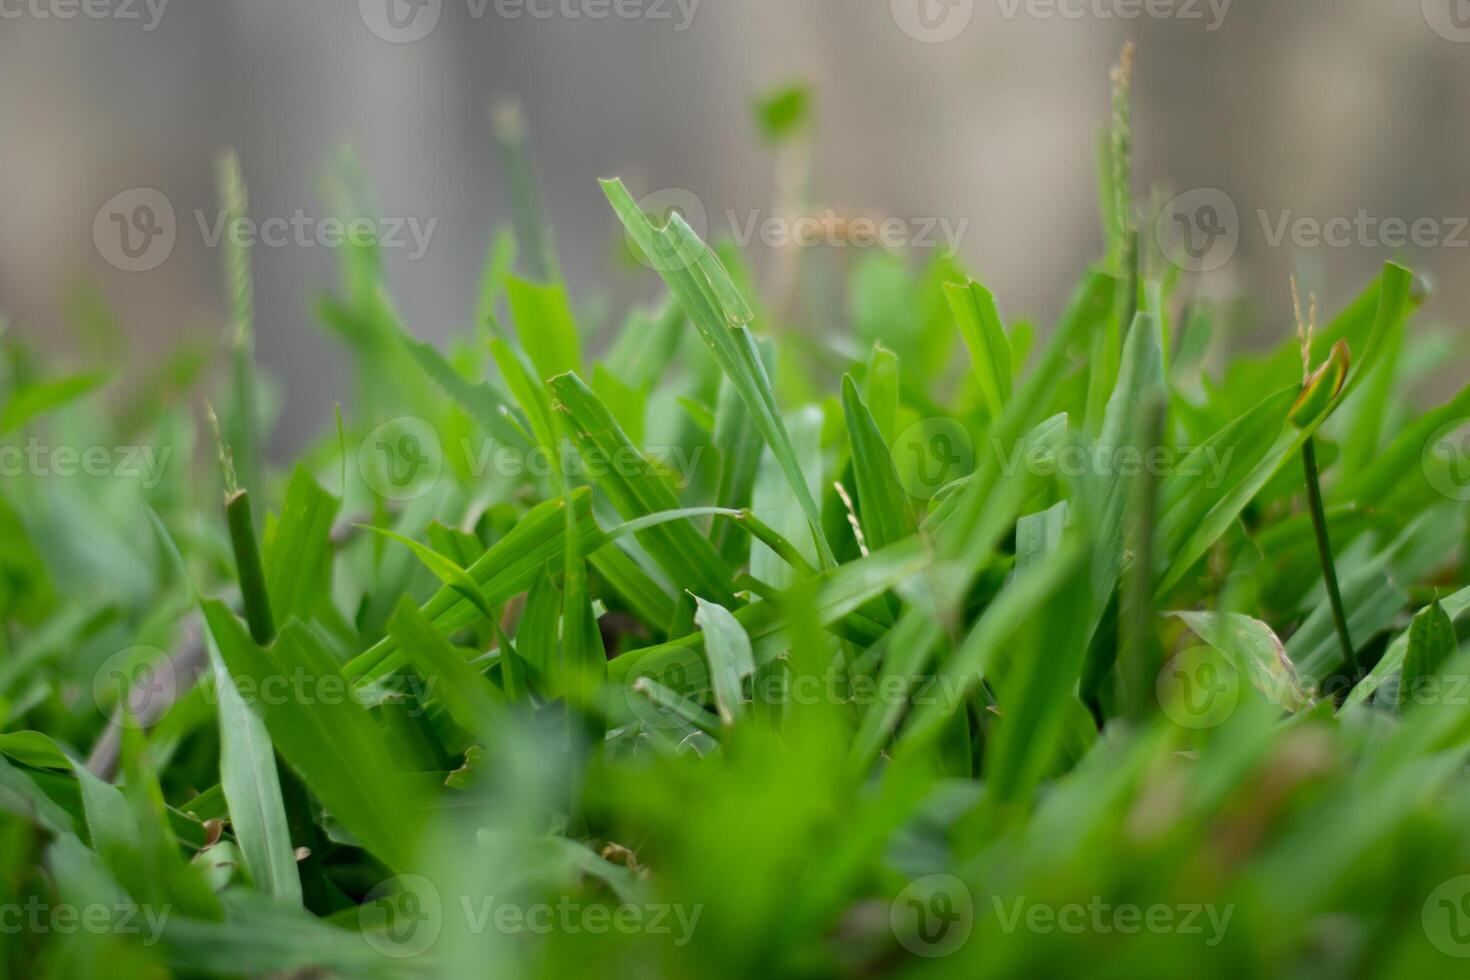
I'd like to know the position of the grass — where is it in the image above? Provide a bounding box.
[0,56,1469,979]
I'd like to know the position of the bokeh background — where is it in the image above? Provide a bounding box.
[2,0,1467,455]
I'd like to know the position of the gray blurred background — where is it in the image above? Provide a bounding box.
[2,0,1467,454]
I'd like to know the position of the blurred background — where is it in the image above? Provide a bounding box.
[1,0,1467,455]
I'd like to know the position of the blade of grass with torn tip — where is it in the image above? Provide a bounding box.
[507,276,583,381]
[345,489,601,682]
[550,372,736,603]
[602,177,835,568]
[694,596,755,728]
[389,597,500,735]
[946,280,1013,420]
[205,635,301,904]
[264,465,341,626]
[204,602,418,872]
[840,375,916,552]
[358,525,496,623]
